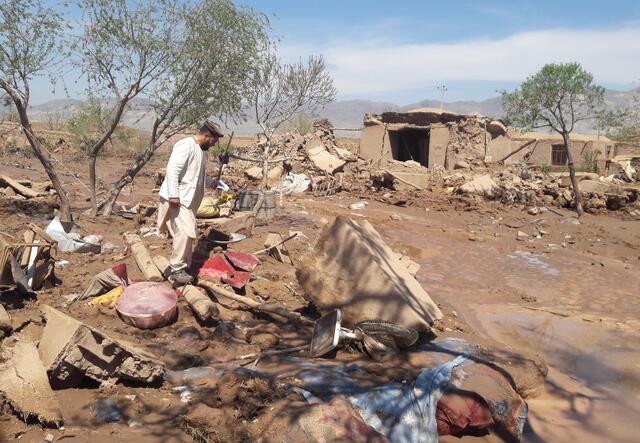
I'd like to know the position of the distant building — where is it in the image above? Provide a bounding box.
[359,108,616,170]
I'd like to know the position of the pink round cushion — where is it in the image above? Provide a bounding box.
[116,282,178,329]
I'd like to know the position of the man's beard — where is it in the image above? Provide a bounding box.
[200,142,212,150]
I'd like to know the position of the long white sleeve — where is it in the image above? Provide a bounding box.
[166,141,190,198]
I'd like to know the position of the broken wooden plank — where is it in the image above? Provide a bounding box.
[182,284,219,322]
[123,233,163,282]
[0,337,63,426]
[0,175,41,198]
[27,223,56,245]
[21,229,36,267]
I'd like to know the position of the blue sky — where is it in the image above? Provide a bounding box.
[242,0,640,103]
[33,0,640,105]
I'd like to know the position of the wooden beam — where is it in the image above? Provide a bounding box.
[0,175,41,198]
[123,233,163,282]
[197,279,313,325]
[181,284,219,322]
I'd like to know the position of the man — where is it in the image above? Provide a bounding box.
[158,120,224,284]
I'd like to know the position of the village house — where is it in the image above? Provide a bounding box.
[358,108,616,171]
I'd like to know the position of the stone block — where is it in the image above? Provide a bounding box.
[296,216,442,330]
[0,337,63,425]
[39,305,164,388]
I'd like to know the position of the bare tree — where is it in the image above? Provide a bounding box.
[502,62,606,216]
[76,0,180,215]
[95,0,269,216]
[245,51,336,204]
[0,0,73,221]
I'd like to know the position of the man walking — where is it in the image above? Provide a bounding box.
[158,120,223,284]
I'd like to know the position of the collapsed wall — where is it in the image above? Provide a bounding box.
[359,109,506,169]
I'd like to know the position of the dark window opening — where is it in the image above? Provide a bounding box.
[389,129,430,167]
[551,144,567,166]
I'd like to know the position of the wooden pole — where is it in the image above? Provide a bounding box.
[197,279,314,326]
[152,255,170,277]
[123,233,164,282]
[181,284,219,322]
[252,232,298,255]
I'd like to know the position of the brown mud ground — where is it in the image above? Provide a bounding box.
[1,154,639,442]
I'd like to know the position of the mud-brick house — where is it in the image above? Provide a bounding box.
[500,132,614,171]
[359,108,615,170]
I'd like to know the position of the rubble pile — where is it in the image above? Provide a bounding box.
[442,164,640,215]
[445,115,490,164]
[234,119,358,194]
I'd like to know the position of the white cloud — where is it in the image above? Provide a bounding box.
[282,26,640,96]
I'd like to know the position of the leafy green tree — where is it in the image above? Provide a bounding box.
[0,0,73,221]
[66,98,129,153]
[502,63,606,216]
[93,0,270,216]
[76,0,181,215]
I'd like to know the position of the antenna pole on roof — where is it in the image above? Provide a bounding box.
[437,84,448,110]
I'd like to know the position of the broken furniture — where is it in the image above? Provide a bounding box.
[0,223,57,292]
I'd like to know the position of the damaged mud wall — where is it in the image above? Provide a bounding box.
[444,116,490,168]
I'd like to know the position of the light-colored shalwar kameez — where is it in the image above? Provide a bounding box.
[157,136,209,273]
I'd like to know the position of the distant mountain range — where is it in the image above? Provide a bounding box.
[10,87,639,137]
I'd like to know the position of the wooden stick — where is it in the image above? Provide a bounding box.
[237,345,307,361]
[197,279,314,325]
[383,170,426,191]
[27,223,55,244]
[252,232,298,255]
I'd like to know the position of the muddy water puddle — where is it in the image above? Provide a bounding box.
[469,305,640,442]
[379,218,640,442]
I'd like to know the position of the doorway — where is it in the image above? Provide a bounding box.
[390,128,430,167]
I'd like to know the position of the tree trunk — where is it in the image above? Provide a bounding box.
[97,140,158,216]
[563,131,584,216]
[15,106,72,222]
[252,138,270,215]
[88,154,98,216]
